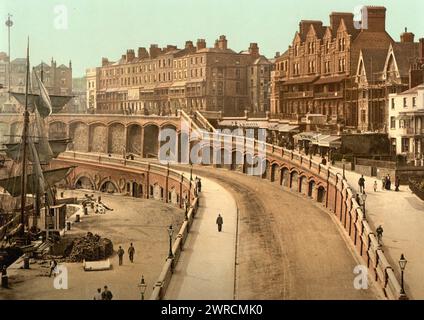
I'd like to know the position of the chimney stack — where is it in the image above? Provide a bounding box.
[196,39,206,50]
[126,49,135,62]
[400,28,415,43]
[275,52,280,58]
[365,6,386,32]
[138,47,149,59]
[149,44,161,59]
[329,12,354,31]
[419,38,424,63]
[102,57,109,66]
[185,40,194,49]
[218,35,228,50]
[248,43,260,57]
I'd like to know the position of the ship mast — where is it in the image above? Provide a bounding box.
[19,38,30,236]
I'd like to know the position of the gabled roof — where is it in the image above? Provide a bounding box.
[356,48,388,82]
[391,42,420,76]
[253,55,272,65]
[401,84,424,95]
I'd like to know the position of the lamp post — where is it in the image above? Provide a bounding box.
[399,254,408,298]
[167,224,174,259]
[190,164,193,181]
[138,275,147,300]
[342,158,346,179]
[184,205,188,221]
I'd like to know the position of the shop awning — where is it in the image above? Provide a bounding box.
[171,81,186,88]
[293,132,321,142]
[218,119,271,129]
[315,135,341,148]
[276,124,299,133]
[283,76,319,85]
[314,75,346,85]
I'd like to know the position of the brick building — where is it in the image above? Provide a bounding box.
[355,33,424,132]
[32,59,73,96]
[88,36,271,116]
[271,6,396,131]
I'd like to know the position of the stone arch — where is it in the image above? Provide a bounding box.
[243,152,254,174]
[152,183,163,200]
[231,150,243,171]
[159,124,178,161]
[290,170,299,191]
[100,180,119,193]
[317,186,326,203]
[75,175,95,190]
[143,124,159,158]
[127,124,142,155]
[89,123,107,153]
[270,162,279,183]
[49,121,67,139]
[308,180,316,198]
[281,167,290,187]
[69,121,89,152]
[299,175,308,195]
[215,147,231,169]
[108,122,125,154]
[169,187,178,204]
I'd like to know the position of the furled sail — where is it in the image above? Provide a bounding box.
[10,92,73,115]
[4,139,71,162]
[34,71,53,118]
[0,166,74,197]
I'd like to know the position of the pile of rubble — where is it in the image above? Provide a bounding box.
[65,232,113,262]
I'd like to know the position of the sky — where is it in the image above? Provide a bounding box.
[1,0,423,77]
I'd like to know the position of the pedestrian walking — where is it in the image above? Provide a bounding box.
[216,214,223,232]
[376,225,384,245]
[1,266,8,288]
[385,174,391,190]
[395,176,400,192]
[128,243,135,263]
[102,286,113,300]
[373,180,378,192]
[93,288,102,300]
[49,259,57,277]
[117,246,125,266]
[381,176,386,191]
[355,193,361,205]
[358,175,365,193]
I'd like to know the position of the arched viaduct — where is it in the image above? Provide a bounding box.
[0,112,403,299]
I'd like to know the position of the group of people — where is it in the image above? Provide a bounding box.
[93,286,113,300]
[360,174,401,193]
[117,243,136,266]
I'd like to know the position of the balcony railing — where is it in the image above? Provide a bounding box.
[283,91,314,99]
[314,90,343,99]
[400,127,424,135]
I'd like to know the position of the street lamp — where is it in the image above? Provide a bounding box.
[342,158,346,179]
[167,225,174,259]
[184,206,188,221]
[190,164,193,181]
[138,275,147,300]
[399,254,407,297]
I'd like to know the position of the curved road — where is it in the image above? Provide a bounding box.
[171,165,379,300]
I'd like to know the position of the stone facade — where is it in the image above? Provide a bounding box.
[88,36,271,116]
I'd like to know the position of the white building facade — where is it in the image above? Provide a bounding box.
[388,84,424,162]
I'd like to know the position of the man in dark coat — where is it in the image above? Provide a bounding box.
[117,246,125,266]
[216,214,223,232]
[102,286,113,300]
[358,175,365,193]
[128,243,135,263]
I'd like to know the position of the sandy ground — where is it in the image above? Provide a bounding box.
[172,165,379,300]
[0,190,184,300]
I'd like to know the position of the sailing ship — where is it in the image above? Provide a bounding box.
[0,40,75,265]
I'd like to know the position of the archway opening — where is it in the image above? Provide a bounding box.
[317,186,326,203]
[143,124,159,158]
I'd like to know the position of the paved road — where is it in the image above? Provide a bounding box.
[331,167,424,300]
[168,165,378,300]
[165,177,237,300]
